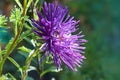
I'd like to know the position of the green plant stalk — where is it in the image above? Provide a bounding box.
[21,48,39,80]
[0,0,27,76]
[0,31,20,76]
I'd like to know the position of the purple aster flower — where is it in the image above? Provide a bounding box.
[32,0,87,71]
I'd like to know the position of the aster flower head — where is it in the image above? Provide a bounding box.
[32,0,87,71]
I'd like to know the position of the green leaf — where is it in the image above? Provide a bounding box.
[7,73,16,80]
[0,73,16,80]
[21,29,31,37]
[48,67,63,72]
[27,66,36,72]
[0,50,6,57]
[34,0,39,7]
[14,0,23,10]
[0,15,7,27]
[5,38,14,50]
[0,75,8,80]
[10,7,22,22]
[7,57,21,70]
[40,67,63,78]
[10,7,22,36]
[17,30,32,47]
[35,0,44,11]
[18,51,28,59]
[26,0,33,11]
[5,37,19,58]
[18,46,31,53]
[19,30,32,42]
[26,76,34,80]
[31,39,36,47]
[7,57,23,75]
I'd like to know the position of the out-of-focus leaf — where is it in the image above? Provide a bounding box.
[0,73,16,80]
[31,39,36,47]
[0,15,7,27]
[10,7,22,36]
[18,46,31,53]
[40,67,63,78]
[26,0,33,11]
[28,50,35,57]
[7,57,21,69]
[24,21,31,30]
[0,75,8,80]
[26,76,34,80]
[18,51,28,58]
[5,38,14,50]
[0,50,6,57]
[10,7,22,22]
[7,57,22,74]
[27,66,36,72]
[34,0,39,7]
[14,0,23,10]
[19,30,32,42]
[7,73,16,80]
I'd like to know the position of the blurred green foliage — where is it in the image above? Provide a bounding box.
[0,0,120,80]
[58,0,120,80]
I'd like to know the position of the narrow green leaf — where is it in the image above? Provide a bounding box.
[5,38,14,50]
[26,0,33,11]
[40,70,50,78]
[0,50,6,56]
[18,51,28,58]
[0,15,7,27]
[10,7,22,36]
[7,73,16,80]
[7,57,23,76]
[18,30,32,46]
[7,57,21,69]
[24,22,31,30]
[20,30,31,40]
[18,46,31,53]
[9,7,22,22]
[0,75,8,80]
[14,0,23,10]
[40,67,63,78]
[34,0,39,7]
[0,73,16,80]
[39,0,44,11]
[27,66,36,72]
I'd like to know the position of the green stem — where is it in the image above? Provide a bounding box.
[0,31,20,76]
[0,0,27,76]
[21,48,39,80]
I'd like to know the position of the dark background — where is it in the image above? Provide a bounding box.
[0,0,120,80]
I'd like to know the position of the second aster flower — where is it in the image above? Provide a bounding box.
[32,1,87,71]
